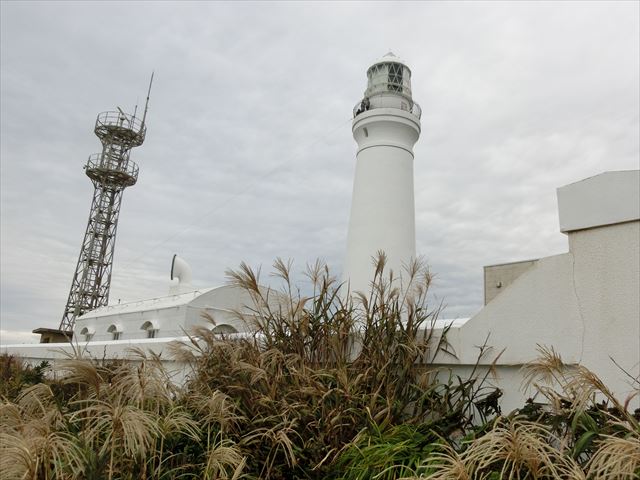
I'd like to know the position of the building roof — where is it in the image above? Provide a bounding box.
[78,287,219,318]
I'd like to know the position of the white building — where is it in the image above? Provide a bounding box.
[68,253,252,342]
[438,170,640,412]
[2,260,258,376]
[74,285,253,343]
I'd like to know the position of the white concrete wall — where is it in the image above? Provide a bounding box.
[568,221,640,400]
[73,285,254,342]
[431,171,640,413]
[438,220,639,413]
[484,259,539,305]
[1,337,193,384]
[79,306,185,341]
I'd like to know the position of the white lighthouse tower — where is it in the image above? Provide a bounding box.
[344,52,422,295]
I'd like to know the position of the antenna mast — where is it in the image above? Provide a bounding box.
[141,71,154,130]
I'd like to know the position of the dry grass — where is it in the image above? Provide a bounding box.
[0,424,85,480]
[204,433,246,480]
[462,419,584,479]
[171,255,511,478]
[522,345,637,424]
[396,347,639,480]
[586,430,640,479]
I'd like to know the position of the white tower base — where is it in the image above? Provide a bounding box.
[344,107,420,295]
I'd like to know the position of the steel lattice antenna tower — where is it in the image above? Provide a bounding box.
[59,75,153,332]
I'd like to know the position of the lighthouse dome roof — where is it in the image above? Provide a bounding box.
[369,51,411,73]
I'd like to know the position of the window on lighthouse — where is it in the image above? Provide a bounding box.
[387,64,403,92]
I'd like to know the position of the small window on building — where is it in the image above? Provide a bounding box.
[212,324,238,335]
[107,324,122,341]
[140,321,158,339]
[80,327,94,342]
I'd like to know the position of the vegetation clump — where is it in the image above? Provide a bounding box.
[0,256,637,479]
[0,354,49,401]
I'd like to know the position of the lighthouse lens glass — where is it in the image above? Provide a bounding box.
[387,63,403,92]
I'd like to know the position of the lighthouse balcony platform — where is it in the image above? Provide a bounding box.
[353,97,422,119]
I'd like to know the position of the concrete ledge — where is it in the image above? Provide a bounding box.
[557,170,639,233]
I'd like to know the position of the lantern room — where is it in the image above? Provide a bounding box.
[365,52,412,99]
[354,52,420,118]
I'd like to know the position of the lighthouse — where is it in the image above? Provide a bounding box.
[344,52,422,295]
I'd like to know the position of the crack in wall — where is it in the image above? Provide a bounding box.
[569,249,586,363]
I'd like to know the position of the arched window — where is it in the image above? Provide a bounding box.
[79,327,94,342]
[140,320,159,339]
[107,324,122,340]
[212,324,238,335]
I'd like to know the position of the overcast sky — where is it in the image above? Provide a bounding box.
[1,1,638,344]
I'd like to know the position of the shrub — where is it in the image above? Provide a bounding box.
[405,346,640,480]
[175,255,457,478]
[0,354,49,401]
